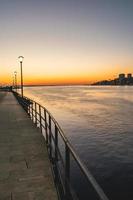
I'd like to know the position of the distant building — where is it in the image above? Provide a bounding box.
[127,73,132,78]
[119,74,125,85]
[127,73,133,85]
[119,73,125,80]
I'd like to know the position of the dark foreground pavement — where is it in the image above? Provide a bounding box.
[0,92,58,200]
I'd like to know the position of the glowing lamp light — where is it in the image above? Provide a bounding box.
[18,56,24,63]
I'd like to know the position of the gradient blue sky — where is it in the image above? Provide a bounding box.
[0,0,133,84]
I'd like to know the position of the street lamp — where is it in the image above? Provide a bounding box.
[12,75,15,89]
[14,71,17,93]
[18,56,24,97]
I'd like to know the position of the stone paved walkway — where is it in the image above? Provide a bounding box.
[0,92,58,200]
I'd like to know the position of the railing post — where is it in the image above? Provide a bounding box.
[27,99,30,115]
[44,109,48,144]
[28,101,31,116]
[32,102,34,121]
[28,103,30,116]
[55,124,58,161]
[54,124,59,183]
[35,102,37,125]
[65,143,70,200]
[49,115,52,159]
[39,105,42,133]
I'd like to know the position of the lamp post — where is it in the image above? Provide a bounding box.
[12,76,15,89]
[18,56,24,97]
[14,71,17,93]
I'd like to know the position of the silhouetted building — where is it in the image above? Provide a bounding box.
[127,73,132,78]
[119,73,125,80]
[118,74,126,85]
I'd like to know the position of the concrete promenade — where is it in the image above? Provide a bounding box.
[0,92,58,200]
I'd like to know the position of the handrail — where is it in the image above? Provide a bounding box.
[13,91,109,200]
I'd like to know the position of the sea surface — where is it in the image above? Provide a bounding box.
[24,86,133,200]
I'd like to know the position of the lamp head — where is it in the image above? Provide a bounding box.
[18,56,24,63]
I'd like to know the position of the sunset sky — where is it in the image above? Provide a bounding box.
[0,0,133,85]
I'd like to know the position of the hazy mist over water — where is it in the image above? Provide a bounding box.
[24,86,133,199]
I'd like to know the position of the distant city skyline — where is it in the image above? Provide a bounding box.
[0,0,133,85]
[92,73,133,85]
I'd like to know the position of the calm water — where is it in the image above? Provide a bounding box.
[24,86,133,200]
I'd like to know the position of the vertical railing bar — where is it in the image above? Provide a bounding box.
[44,109,48,144]
[49,115,52,159]
[35,102,37,125]
[54,124,59,184]
[28,101,30,115]
[39,105,42,133]
[29,102,31,116]
[32,101,34,121]
[65,143,70,200]
[55,124,58,161]
[29,100,31,118]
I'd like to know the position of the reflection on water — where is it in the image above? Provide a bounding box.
[24,86,133,200]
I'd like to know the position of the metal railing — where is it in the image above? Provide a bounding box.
[13,91,109,200]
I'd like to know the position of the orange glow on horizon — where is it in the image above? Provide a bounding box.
[1,65,133,86]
